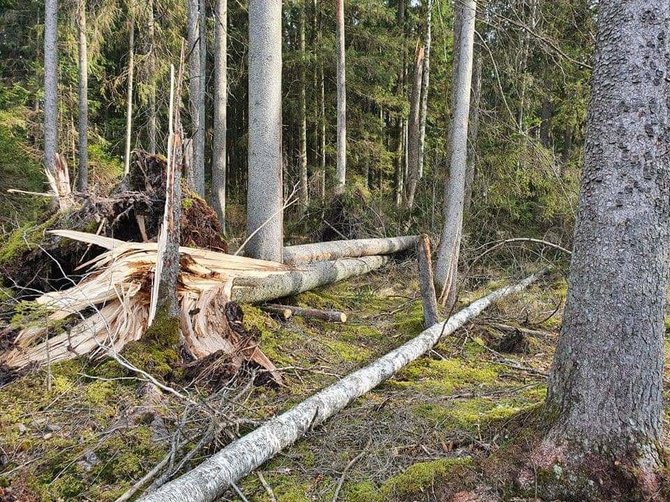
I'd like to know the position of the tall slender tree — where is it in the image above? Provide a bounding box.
[533,0,670,497]
[76,0,88,191]
[434,0,477,307]
[212,0,227,230]
[147,0,157,155]
[298,0,308,212]
[417,0,432,180]
[123,13,135,175]
[246,0,283,262]
[44,0,59,178]
[405,44,425,210]
[187,0,205,195]
[335,0,346,192]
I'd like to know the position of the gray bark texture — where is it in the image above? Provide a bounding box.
[434,0,476,306]
[282,235,418,266]
[76,0,88,191]
[405,45,425,210]
[187,0,205,196]
[546,0,670,448]
[417,0,432,180]
[335,0,347,191]
[139,271,543,502]
[463,52,481,213]
[417,234,438,328]
[43,0,58,177]
[232,255,388,304]
[246,0,283,262]
[147,0,157,155]
[123,19,135,175]
[298,0,308,212]
[212,0,227,231]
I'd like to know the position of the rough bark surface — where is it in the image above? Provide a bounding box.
[246,0,283,262]
[232,255,389,304]
[417,235,438,328]
[212,0,227,230]
[335,0,347,191]
[123,18,135,176]
[434,0,476,306]
[417,0,432,181]
[76,0,88,191]
[464,52,482,213]
[139,272,543,502]
[186,0,205,196]
[405,45,425,210]
[282,235,417,265]
[546,0,670,449]
[298,0,308,212]
[43,0,58,177]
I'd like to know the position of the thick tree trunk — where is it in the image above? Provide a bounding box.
[463,52,481,214]
[139,272,543,502]
[212,0,227,231]
[44,0,58,177]
[123,18,135,176]
[246,0,283,262]
[434,0,476,307]
[233,255,388,304]
[187,0,205,196]
[283,235,418,265]
[417,234,438,328]
[417,0,432,181]
[545,0,669,464]
[298,0,308,213]
[404,45,425,210]
[335,0,346,192]
[76,0,88,192]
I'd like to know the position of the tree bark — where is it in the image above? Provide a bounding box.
[139,272,543,502]
[76,0,88,192]
[187,0,205,196]
[434,0,476,307]
[404,44,425,210]
[147,0,157,155]
[417,0,432,181]
[44,0,58,178]
[212,0,227,231]
[417,234,438,328]
[463,51,481,214]
[298,0,308,213]
[123,16,135,176]
[335,0,346,192]
[265,305,347,323]
[543,0,670,477]
[246,0,283,262]
[283,235,418,266]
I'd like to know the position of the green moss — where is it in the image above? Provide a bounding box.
[182,197,195,210]
[0,213,60,264]
[324,338,372,363]
[122,307,181,378]
[392,301,426,335]
[346,481,383,502]
[391,358,499,394]
[378,457,473,499]
[295,290,347,311]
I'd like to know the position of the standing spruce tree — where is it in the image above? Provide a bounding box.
[246,0,283,262]
[76,0,88,191]
[335,0,346,192]
[44,0,59,178]
[529,1,670,499]
[212,0,227,230]
[187,0,206,196]
[434,0,477,307]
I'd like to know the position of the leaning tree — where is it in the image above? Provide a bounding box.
[527,1,670,499]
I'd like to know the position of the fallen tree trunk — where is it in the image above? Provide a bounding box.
[139,270,545,502]
[265,304,347,323]
[282,236,417,266]
[232,255,389,303]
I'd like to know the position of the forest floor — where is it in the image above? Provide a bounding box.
[0,256,611,502]
[1,211,669,502]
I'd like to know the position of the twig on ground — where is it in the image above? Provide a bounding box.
[332,438,372,502]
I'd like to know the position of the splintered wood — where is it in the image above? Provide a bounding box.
[1,230,289,377]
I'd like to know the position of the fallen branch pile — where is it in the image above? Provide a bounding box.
[139,270,545,502]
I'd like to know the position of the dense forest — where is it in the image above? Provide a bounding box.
[0,0,668,501]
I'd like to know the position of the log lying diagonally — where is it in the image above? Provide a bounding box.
[282,235,418,265]
[140,270,545,502]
